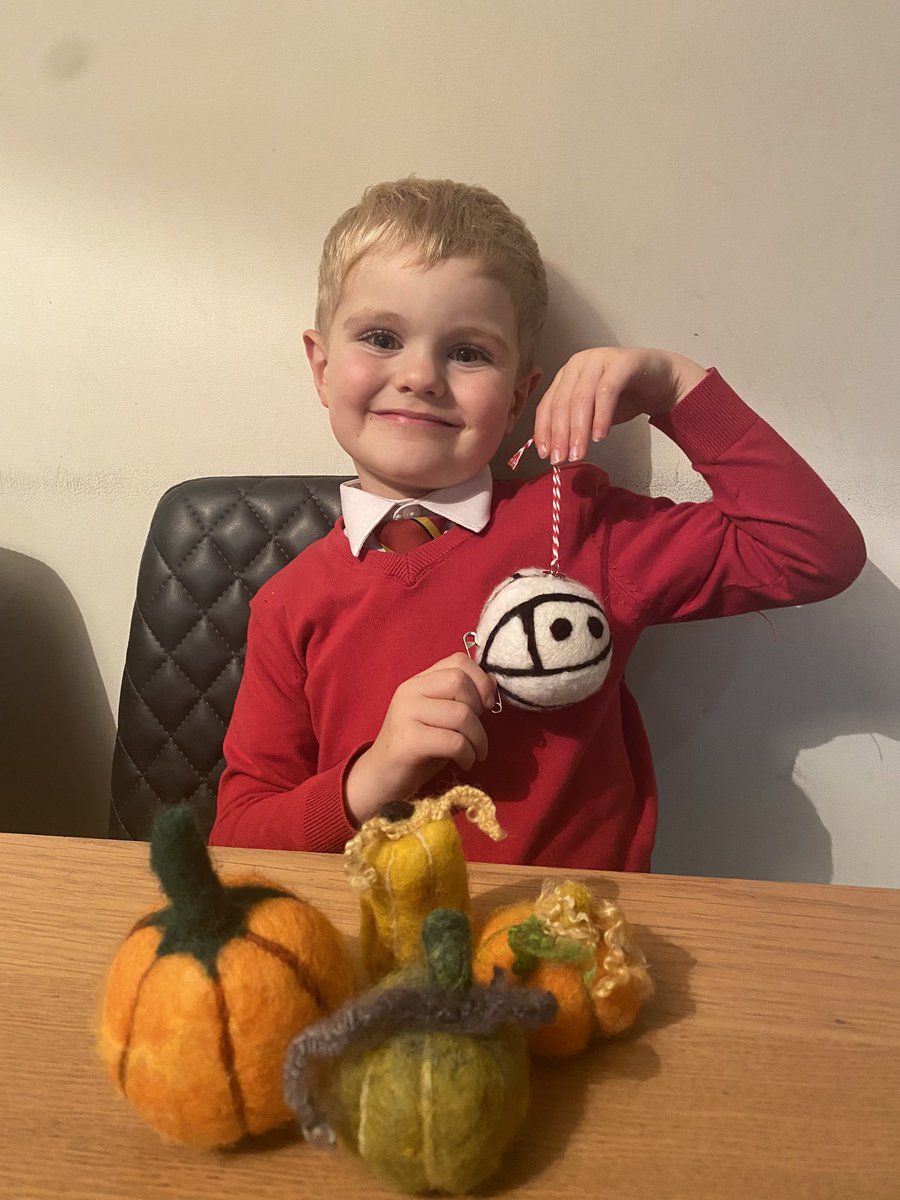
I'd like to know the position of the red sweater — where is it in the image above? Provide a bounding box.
[211,372,865,868]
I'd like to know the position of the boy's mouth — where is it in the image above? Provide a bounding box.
[371,409,458,428]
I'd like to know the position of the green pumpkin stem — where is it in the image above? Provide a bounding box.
[506,913,593,977]
[149,804,243,938]
[422,908,473,992]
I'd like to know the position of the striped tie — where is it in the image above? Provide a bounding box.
[377,514,448,553]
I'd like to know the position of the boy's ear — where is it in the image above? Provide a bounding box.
[507,366,543,432]
[303,329,329,407]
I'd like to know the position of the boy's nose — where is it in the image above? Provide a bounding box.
[395,351,446,398]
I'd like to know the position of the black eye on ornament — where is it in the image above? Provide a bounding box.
[588,616,604,639]
[550,618,573,642]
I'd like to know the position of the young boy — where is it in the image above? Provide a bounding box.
[209,178,865,870]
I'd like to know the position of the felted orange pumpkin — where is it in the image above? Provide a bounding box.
[97,804,355,1148]
[472,879,653,1058]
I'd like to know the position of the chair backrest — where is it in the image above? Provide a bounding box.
[110,475,349,840]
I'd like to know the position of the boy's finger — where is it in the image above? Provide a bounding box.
[591,364,630,440]
[420,654,497,711]
[425,702,489,763]
[547,385,574,466]
[424,672,487,715]
[457,667,498,714]
[533,372,562,458]
[413,705,487,769]
[552,356,601,463]
[566,389,598,461]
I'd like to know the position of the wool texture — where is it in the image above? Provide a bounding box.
[97,804,355,1148]
[474,568,612,709]
[284,908,556,1195]
[335,1027,528,1195]
[472,879,653,1058]
[344,786,504,981]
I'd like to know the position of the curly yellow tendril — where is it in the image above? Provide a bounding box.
[533,880,600,947]
[531,879,653,1003]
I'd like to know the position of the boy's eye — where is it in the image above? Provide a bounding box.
[363,330,399,351]
[450,345,487,364]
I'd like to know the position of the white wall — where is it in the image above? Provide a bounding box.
[2,1,897,880]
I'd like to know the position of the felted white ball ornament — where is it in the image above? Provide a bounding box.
[473,568,612,710]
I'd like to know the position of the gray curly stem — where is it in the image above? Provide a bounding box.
[283,983,557,1144]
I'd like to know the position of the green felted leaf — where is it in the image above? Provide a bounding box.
[506,915,594,977]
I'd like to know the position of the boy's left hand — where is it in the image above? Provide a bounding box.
[533,347,707,464]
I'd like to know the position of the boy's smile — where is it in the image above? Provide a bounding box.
[371,409,460,428]
[304,253,541,499]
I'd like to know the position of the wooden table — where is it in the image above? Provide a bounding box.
[1,834,899,1200]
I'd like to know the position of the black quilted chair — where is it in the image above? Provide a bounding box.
[110,475,349,840]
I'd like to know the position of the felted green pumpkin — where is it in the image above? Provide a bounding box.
[97,804,355,1148]
[284,908,557,1195]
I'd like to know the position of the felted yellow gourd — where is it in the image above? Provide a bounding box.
[344,785,505,981]
[97,804,355,1147]
[283,908,557,1196]
[472,879,653,1058]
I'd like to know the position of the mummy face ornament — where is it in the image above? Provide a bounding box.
[471,569,612,710]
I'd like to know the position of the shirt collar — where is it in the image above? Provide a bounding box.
[339,466,494,557]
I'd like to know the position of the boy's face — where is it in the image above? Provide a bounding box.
[304,253,542,499]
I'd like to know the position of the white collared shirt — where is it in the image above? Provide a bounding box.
[340,466,494,557]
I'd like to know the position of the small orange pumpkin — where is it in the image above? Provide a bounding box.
[97,805,355,1147]
[472,880,652,1058]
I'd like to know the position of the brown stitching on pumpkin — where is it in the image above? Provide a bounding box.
[243,930,325,1015]
[117,957,161,1095]
[212,974,248,1138]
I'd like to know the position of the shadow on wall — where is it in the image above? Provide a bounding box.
[631,561,899,884]
[0,549,114,837]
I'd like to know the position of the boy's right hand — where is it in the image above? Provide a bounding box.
[343,653,497,826]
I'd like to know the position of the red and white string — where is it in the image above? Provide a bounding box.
[549,467,561,575]
[508,438,561,577]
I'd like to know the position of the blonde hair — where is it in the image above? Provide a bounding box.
[315,177,548,371]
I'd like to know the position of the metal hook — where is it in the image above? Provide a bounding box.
[463,631,502,713]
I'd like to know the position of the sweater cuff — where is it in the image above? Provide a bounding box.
[301,747,369,851]
[649,368,759,462]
